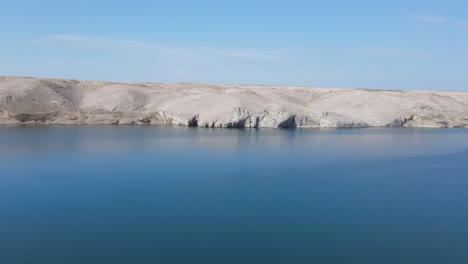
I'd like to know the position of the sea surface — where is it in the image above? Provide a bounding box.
[0,126,468,264]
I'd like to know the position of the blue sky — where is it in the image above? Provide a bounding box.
[1,0,468,91]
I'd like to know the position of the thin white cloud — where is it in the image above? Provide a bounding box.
[41,34,284,62]
[412,14,450,23]
[461,21,468,28]
[348,46,428,58]
[31,34,427,67]
[50,34,149,50]
[298,46,427,59]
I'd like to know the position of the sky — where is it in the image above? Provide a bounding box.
[1,0,468,91]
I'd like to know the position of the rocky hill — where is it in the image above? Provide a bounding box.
[1,76,468,128]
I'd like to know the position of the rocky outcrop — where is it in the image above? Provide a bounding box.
[1,76,468,128]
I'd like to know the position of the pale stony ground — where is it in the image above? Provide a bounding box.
[1,76,468,128]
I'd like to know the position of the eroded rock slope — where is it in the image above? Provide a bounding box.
[1,76,468,128]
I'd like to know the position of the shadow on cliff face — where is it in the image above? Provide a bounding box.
[277,115,297,128]
[14,113,59,123]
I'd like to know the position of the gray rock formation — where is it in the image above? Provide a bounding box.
[1,76,468,128]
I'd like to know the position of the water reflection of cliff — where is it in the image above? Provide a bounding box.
[1,126,468,163]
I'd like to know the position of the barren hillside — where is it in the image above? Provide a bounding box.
[1,76,468,128]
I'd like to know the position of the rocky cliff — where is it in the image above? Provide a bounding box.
[1,76,468,128]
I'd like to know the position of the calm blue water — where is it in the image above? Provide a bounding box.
[1,126,468,264]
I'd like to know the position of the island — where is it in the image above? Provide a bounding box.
[1,76,468,128]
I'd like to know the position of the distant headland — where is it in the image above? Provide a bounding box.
[1,76,467,128]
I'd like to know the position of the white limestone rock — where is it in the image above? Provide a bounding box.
[1,76,468,128]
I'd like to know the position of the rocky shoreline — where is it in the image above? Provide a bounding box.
[1,76,468,128]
